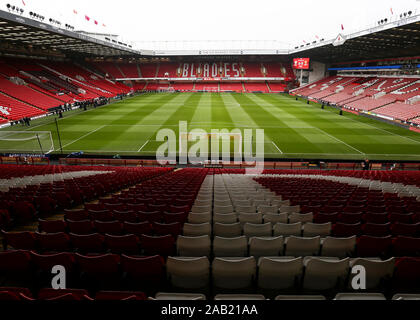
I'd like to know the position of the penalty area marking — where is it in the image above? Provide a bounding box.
[271,141,284,154]
[137,140,150,153]
[314,127,365,155]
[59,125,106,150]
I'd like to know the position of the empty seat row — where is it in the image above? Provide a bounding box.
[4,288,420,301]
[166,255,418,293]
[189,212,313,224]
[65,210,190,224]
[176,235,355,258]
[176,234,420,258]
[38,220,185,237]
[0,288,146,301]
[2,231,176,256]
[2,250,419,296]
[153,292,420,300]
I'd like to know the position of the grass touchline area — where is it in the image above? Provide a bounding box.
[0,92,419,161]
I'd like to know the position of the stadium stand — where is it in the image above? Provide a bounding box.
[172,83,194,92]
[0,76,63,110]
[244,83,270,93]
[156,63,179,78]
[1,168,419,300]
[118,63,142,79]
[268,82,287,93]
[139,64,158,78]
[374,102,420,121]
[242,63,263,77]
[0,93,45,120]
[219,82,244,92]
[293,75,420,121]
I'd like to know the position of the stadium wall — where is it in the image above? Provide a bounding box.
[308,61,328,84]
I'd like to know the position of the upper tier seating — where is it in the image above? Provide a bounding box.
[139,64,158,78]
[242,63,263,77]
[157,63,179,78]
[92,62,125,79]
[118,63,141,78]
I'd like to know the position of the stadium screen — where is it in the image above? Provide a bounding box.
[293,58,310,70]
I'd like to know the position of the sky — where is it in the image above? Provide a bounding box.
[1,0,419,50]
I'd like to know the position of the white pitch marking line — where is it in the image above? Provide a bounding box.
[343,113,420,145]
[314,127,365,155]
[137,140,150,153]
[271,141,284,154]
[59,125,106,150]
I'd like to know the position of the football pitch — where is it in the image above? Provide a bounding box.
[2,92,420,161]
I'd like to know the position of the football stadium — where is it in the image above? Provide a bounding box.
[0,0,420,309]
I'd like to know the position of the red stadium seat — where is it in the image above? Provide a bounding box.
[35,232,70,252]
[123,222,153,236]
[152,222,183,237]
[64,210,89,222]
[94,220,123,235]
[0,250,32,287]
[389,213,414,224]
[113,210,138,223]
[332,223,362,237]
[105,234,140,254]
[2,231,36,250]
[314,213,339,224]
[163,212,188,224]
[11,201,36,221]
[392,236,420,257]
[38,288,92,301]
[30,251,76,287]
[95,291,146,301]
[391,222,420,237]
[0,291,23,301]
[0,287,33,301]
[356,235,393,257]
[70,233,105,253]
[362,223,391,237]
[338,213,363,224]
[67,220,94,235]
[392,258,420,293]
[140,234,175,256]
[89,210,114,222]
[38,219,67,233]
[34,196,56,215]
[76,253,121,290]
[121,255,165,292]
[138,211,163,223]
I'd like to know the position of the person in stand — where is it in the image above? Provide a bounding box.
[362,159,370,171]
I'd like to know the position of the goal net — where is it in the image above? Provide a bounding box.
[0,131,54,154]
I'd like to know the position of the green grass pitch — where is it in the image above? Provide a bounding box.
[1,92,420,161]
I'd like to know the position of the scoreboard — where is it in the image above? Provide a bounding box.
[293,58,310,70]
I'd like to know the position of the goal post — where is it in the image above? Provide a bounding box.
[0,131,54,155]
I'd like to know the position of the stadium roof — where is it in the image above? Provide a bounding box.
[1,8,420,63]
[0,9,138,57]
[290,11,420,63]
